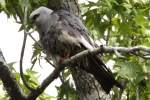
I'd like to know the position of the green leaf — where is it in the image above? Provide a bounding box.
[57,80,76,100]
[117,61,143,80]
[32,42,42,60]
[119,23,131,34]
[134,15,147,26]
[0,0,6,8]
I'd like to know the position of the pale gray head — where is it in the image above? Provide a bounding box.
[29,6,53,33]
[29,6,53,25]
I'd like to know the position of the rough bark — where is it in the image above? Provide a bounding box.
[48,0,80,16]
[47,0,111,99]
[0,49,27,100]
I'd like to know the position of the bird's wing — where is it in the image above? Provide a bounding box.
[48,10,122,93]
[52,10,95,50]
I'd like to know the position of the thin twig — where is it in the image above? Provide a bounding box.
[19,1,35,91]
[26,31,41,48]
[136,85,140,100]
[106,16,112,46]
[12,0,35,91]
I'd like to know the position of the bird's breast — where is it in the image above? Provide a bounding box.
[40,31,79,60]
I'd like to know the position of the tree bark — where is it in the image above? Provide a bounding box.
[47,0,111,99]
[48,0,80,16]
[0,49,27,100]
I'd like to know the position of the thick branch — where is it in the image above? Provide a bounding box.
[48,0,80,16]
[27,50,81,99]
[26,45,150,99]
[0,49,27,100]
[0,62,27,100]
[0,48,6,63]
[1,45,150,99]
[101,45,150,59]
[102,46,150,53]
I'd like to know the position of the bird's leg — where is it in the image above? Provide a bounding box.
[59,53,70,64]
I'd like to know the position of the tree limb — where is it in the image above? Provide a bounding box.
[0,48,6,63]
[101,45,150,59]
[26,45,150,99]
[0,49,27,100]
[1,45,150,99]
[0,62,27,100]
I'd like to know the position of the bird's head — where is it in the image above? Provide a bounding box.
[29,6,53,26]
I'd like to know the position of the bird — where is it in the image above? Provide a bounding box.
[29,6,122,94]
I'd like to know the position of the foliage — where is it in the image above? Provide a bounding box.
[56,79,77,100]
[0,0,51,99]
[0,0,150,99]
[82,0,150,99]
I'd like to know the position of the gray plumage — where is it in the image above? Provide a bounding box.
[30,6,122,93]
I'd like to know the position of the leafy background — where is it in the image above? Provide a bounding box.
[0,0,150,99]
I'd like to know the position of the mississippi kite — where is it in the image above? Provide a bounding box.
[30,6,122,93]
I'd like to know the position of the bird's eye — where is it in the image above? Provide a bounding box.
[33,13,40,20]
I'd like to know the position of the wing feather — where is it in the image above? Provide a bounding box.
[53,10,95,50]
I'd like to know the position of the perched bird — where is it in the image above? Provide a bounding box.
[29,6,122,93]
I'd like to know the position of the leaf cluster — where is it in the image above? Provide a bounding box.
[81,0,150,99]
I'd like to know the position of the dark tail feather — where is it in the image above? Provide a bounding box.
[83,55,122,94]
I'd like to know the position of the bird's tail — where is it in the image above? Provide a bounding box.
[81,54,122,94]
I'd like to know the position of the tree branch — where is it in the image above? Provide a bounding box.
[1,45,150,99]
[26,45,150,99]
[0,49,27,100]
[0,48,6,63]
[0,62,27,100]
[101,45,150,59]
[19,0,36,91]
